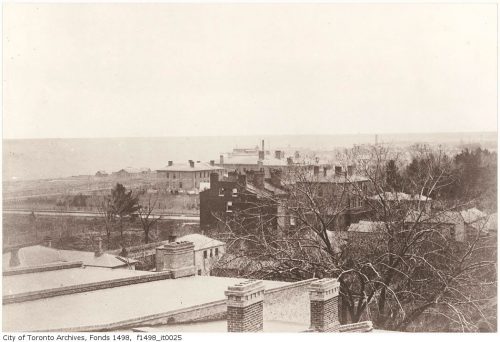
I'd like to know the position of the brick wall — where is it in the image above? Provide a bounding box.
[310,297,339,332]
[227,301,263,332]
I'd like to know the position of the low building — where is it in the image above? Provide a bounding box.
[112,167,151,178]
[156,160,225,192]
[95,170,108,177]
[176,234,226,276]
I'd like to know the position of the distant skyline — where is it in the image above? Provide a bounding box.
[3,3,497,139]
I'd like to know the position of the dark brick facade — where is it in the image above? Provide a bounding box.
[227,301,264,332]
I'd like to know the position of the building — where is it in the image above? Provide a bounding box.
[218,140,295,178]
[293,165,372,230]
[156,160,225,193]
[176,234,226,276]
[95,170,108,177]
[200,169,288,231]
[3,241,373,333]
[369,191,432,212]
[112,167,151,178]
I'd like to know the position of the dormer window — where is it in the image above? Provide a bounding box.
[226,201,233,212]
[232,188,238,197]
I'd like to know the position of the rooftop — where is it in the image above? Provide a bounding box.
[222,155,289,167]
[176,234,225,251]
[300,172,370,184]
[370,192,432,201]
[157,162,224,172]
[3,275,289,332]
[3,266,151,296]
[348,221,386,233]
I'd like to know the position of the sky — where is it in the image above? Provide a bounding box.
[2,3,497,139]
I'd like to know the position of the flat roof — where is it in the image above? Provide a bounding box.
[3,267,151,296]
[3,275,289,332]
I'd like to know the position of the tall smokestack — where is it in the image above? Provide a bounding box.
[261,140,264,153]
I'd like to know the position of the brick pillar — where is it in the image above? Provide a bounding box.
[155,241,195,278]
[225,280,265,332]
[309,278,341,332]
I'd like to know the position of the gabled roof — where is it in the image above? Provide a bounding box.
[348,221,386,233]
[3,245,137,271]
[370,192,431,201]
[460,207,488,224]
[177,234,225,251]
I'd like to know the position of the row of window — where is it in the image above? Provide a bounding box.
[203,248,219,259]
[163,171,219,179]
[219,187,238,197]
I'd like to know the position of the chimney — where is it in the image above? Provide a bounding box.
[168,235,177,243]
[168,161,173,166]
[210,160,215,166]
[44,236,53,248]
[261,140,265,153]
[210,172,219,187]
[313,166,320,176]
[156,241,196,278]
[220,155,224,165]
[335,166,343,176]
[258,151,265,160]
[238,174,247,186]
[347,165,355,176]
[309,278,341,332]
[254,171,265,189]
[287,157,293,166]
[270,169,282,188]
[189,160,195,168]
[323,167,327,177]
[9,248,20,267]
[274,150,282,160]
[225,280,265,332]
[95,237,103,257]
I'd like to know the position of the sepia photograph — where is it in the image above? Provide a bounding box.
[1,1,498,335]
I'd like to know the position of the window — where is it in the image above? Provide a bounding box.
[226,201,233,212]
[198,269,202,276]
[199,172,202,178]
[215,248,219,256]
[290,217,296,226]
[166,172,169,179]
[173,174,176,179]
[219,187,225,196]
[210,249,213,257]
[179,182,183,189]
[232,188,238,197]
[203,250,207,259]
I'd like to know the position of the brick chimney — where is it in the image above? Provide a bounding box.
[323,167,327,177]
[156,241,196,278]
[94,237,103,257]
[309,278,341,332]
[347,165,355,176]
[220,155,224,165]
[210,160,215,166]
[313,166,320,176]
[274,150,282,160]
[210,172,219,187]
[189,160,195,168]
[168,161,173,166]
[335,166,343,176]
[225,280,265,332]
[270,169,282,188]
[253,171,265,189]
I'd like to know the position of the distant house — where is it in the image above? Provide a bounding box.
[112,167,151,178]
[369,191,432,212]
[176,234,226,276]
[156,160,225,192]
[95,170,108,177]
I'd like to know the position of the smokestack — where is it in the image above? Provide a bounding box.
[168,161,173,166]
[220,155,224,165]
[258,151,264,160]
[210,160,215,166]
[261,139,264,153]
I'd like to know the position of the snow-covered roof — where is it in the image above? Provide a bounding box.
[177,234,225,251]
[370,192,431,202]
[348,221,386,233]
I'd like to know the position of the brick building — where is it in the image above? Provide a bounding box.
[156,160,225,192]
[199,169,288,231]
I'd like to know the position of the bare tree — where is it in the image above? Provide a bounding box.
[210,146,497,332]
[138,195,161,243]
